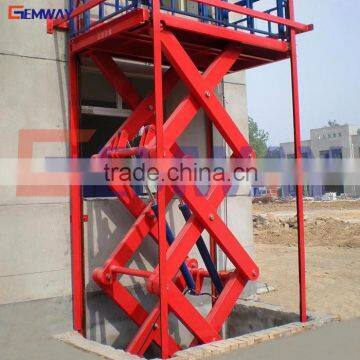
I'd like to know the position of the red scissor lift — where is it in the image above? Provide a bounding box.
[49,0,312,358]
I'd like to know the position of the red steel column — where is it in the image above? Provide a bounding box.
[69,54,85,334]
[288,0,307,322]
[153,0,169,357]
[205,119,217,305]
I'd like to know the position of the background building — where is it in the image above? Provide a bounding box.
[280,124,360,197]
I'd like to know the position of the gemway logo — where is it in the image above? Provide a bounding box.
[8,5,71,20]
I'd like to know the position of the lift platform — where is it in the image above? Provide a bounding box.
[49,1,312,358]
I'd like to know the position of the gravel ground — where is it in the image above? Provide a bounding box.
[253,200,360,320]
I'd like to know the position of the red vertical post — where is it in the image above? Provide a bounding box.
[205,119,217,305]
[69,54,85,334]
[153,0,169,357]
[288,0,307,323]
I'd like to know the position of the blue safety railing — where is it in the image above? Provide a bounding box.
[69,0,289,40]
[69,0,139,36]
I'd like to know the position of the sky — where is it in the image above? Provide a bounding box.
[246,0,360,146]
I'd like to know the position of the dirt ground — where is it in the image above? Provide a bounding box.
[252,200,360,320]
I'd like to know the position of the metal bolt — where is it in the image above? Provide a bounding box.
[209,214,215,221]
[252,270,258,277]
[148,104,154,111]
[153,323,158,330]
[105,273,112,281]
[204,90,211,98]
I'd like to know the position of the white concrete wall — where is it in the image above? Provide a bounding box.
[352,135,360,158]
[0,0,70,304]
[221,72,255,296]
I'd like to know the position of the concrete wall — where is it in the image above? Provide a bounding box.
[221,72,254,278]
[352,135,360,158]
[350,135,360,196]
[0,0,71,305]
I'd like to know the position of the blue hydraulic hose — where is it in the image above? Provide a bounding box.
[151,204,196,292]
[178,204,224,294]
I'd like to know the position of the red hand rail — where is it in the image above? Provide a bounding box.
[50,0,313,35]
[191,0,313,33]
[48,0,110,34]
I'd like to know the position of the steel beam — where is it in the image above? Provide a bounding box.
[69,54,85,335]
[71,9,150,54]
[90,52,142,109]
[189,0,312,33]
[160,31,254,158]
[288,0,307,323]
[153,0,169,356]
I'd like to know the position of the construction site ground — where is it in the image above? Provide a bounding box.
[253,200,360,320]
[0,201,360,360]
[2,200,359,360]
[2,296,359,360]
[214,318,360,360]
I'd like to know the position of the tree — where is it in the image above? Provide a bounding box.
[328,120,339,128]
[248,117,269,158]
